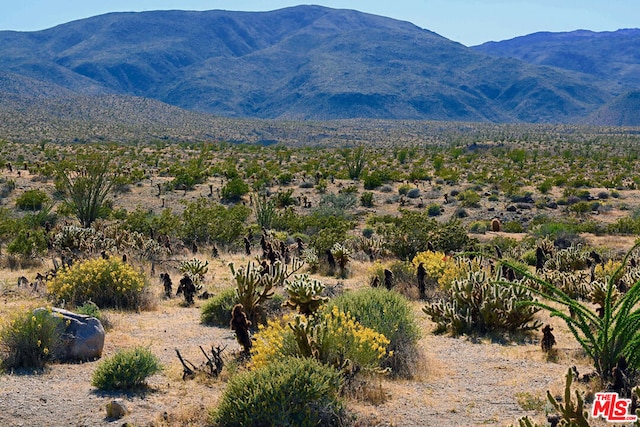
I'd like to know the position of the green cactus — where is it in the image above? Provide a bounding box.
[288,314,321,359]
[513,368,589,427]
[178,258,209,290]
[331,242,352,278]
[229,261,274,323]
[590,279,618,312]
[424,271,541,336]
[283,274,329,315]
[229,260,297,323]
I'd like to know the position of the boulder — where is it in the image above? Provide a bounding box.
[36,307,105,361]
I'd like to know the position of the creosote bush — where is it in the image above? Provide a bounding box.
[91,347,161,391]
[0,306,63,370]
[209,357,346,427]
[15,189,49,211]
[200,287,238,326]
[47,256,150,310]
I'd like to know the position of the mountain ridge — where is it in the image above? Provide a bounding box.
[0,6,638,128]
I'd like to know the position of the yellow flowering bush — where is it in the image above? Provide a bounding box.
[318,306,390,369]
[251,307,390,372]
[251,313,300,368]
[328,288,421,378]
[595,259,623,281]
[47,256,149,309]
[0,306,63,369]
[412,250,461,289]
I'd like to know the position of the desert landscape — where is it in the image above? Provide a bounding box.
[1,5,640,427]
[0,128,639,426]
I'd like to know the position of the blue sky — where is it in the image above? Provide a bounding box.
[1,0,638,46]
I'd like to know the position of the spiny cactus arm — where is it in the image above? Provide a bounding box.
[497,258,588,305]
[543,369,589,427]
[288,316,318,359]
[573,390,590,427]
[284,257,305,279]
[255,286,275,307]
[498,275,601,328]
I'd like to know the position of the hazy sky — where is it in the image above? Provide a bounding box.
[0,0,638,46]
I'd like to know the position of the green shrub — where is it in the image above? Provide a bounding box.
[200,287,238,326]
[47,257,150,310]
[221,177,249,202]
[457,189,481,208]
[0,307,63,370]
[180,197,250,246]
[328,288,421,378]
[91,347,161,390]
[503,220,525,233]
[469,221,488,234]
[398,184,412,195]
[7,228,47,258]
[15,189,49,211]
[363,170,389,190]
[426,203,441,217]
[407,188,421,199]
[537,179,553,194]
[373,211,474,260]
[209,357,345,427]
[277,172,293,185]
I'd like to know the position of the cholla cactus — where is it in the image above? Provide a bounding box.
[283,274,329,315]
[424,271,542,336]
[288,314,321,359]
[331,242,352,278]
[178,258,209,290]
[302,247,319,273]
[590,280,619,316]
[229,261,285,323]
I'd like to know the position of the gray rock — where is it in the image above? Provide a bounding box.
[35,307,105,361]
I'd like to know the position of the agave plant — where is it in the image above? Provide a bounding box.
[501,241,640,381]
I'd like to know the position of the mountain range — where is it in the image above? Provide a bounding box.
[1,5,639,135]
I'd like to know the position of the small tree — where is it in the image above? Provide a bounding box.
[56,154,117,227]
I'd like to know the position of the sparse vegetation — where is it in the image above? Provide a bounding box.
[3,124,640,425]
